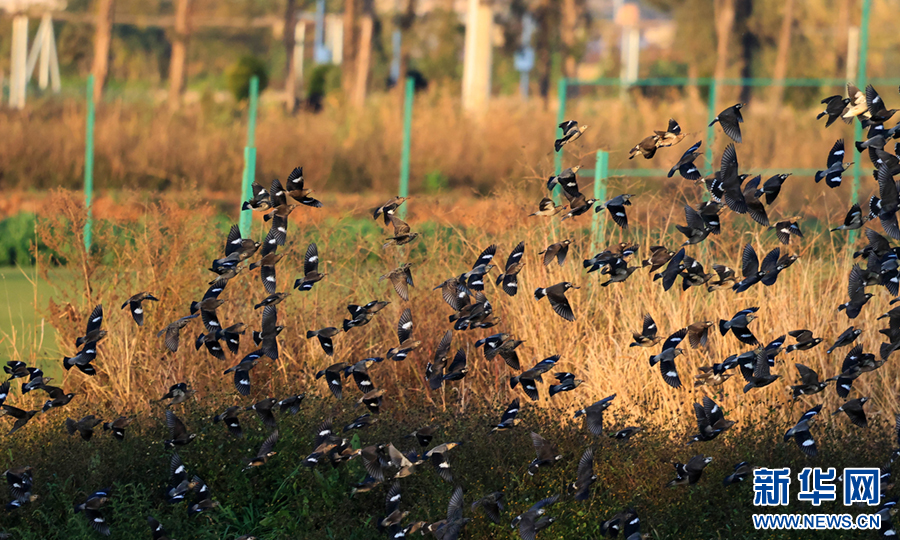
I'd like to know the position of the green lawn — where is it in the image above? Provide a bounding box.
[0,267,59,377]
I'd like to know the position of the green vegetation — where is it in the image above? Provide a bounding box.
[0,267,58,371]
[226,56,270,102]
[1,401,891,540]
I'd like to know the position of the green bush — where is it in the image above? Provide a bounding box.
[226,56,270,102]
[0,213,52,266]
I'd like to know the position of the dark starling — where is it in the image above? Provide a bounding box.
[284,166,322,207]
[529,197,565,217]
[158,313,199,352]
[374,196,409,225]
[687,396,735,444]
[573,394,616,436]
[595,194,633,229]
[534,282,579,321]
[666,455,713,487]
[719,307,760,346]
[495,241,525,296]
[668,140,703,180]
[709,103,744,143]
[213,406,243,438]
[784,405,822,457]
[723,462,755,486]
[555,120,587,152]
[790,364,829,399]
[786,329,823,352]
[75,304,105,347]
[814,139,852,188]
[121,292,159,326]
[648,328,686,389]
[382,215,419,248]
[163,410,195,448]
[539,240,572,266]
[629,313,662,348]
[569,448,596,501]
[490,399,520,433]
[818,95,851,127]
[379,263,414,301]
[827,326,862,354]
[294,243,327,291]
[834,397,869,428]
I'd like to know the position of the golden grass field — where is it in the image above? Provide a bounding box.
[7,179,893,446]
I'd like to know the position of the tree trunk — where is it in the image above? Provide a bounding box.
[353,2,373,108]
[91,0,115,103]
[398,0,417,88]
[168,0,192,111]
[769,0,794,107]
[712,0,735,82]
[534,0,553,109]
[835,0,850,77]
[342,0,357,99]
[561,0,577,78]
[283,0,298,113]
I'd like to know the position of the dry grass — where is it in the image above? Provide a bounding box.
[3,183,892,450]
[0,87,852,201]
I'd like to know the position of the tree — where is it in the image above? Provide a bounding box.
[342,0,358,99]
[561,0,577,78]
[168,0,193,110]
[91,0,115,102]
[713,0,735,81]
[769,0,794,107]
[283,0,299,112]
[353,0,374,107]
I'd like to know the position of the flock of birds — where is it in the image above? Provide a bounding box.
[5,82,900,539]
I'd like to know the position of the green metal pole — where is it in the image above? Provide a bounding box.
[849,0,871,247]
[705,79,718,171]
[239,76,260,237]
[399,76,414,220]
[552,78,568,205]
[84,75,95,251]
[591,150,608,253]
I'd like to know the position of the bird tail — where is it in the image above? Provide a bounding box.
[342,319,353,332]
[189,301,200,315]
[814,171,825,183]
[649,354,659,366]
[667,167,676,178]
[816,111,826,120]
[855,141,867,153]
[241,201,251,211]
[554,139,564,152]
[509,376,519,389]
[548,384,562,397]
[534,288,546,300]
[718,320,729,335]
[708,118,719,127]
[306,330,317,339]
